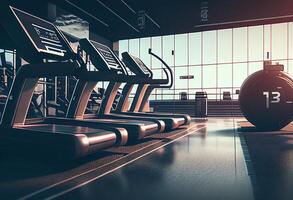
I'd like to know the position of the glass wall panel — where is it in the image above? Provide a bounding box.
[272,23,287,60]
[162,35,174,66]
[129,38,139,58]
[188,89,201,99]
[156,89,163,100]
[233,63,248,88]
[288,60,293,76]
[248,26,263,61]
[162,89,174,100]
[203,31,217,64]
[218,64,232,87]
[140,37,151,67]
[175,66,188,89]
[151,36,162,69]
[152,69,163,79]
[189,66,202,89]
[233,27,248,62]
[118,40,128,59]
[149,94,155,101]
[203,65,216,88]
[218,29,232,63]
[5,51,14,65]
[248,62,263,75]
[289,22,293,59]
[205,88,217,100]
[175,34,188,66]
[263,25,271,60]
[189,32,201,65]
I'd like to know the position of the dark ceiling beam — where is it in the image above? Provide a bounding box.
[95,0,140,33]
[145,13,160,29]
[120,0,160,29]
[120,0,136,14]
[64,0,109,27]
[194,13,293,28]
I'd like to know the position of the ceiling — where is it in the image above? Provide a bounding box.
[5,0,293,42]
[51,0,293,41]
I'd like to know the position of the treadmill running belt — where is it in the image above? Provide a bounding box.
[17,124,110,135]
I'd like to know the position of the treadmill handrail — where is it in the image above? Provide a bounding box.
[77,71,153,84]
[148,49,173,88]
[147,78,169,85]
[0,62,79,127]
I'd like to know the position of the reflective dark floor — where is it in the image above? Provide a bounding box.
[2,118,293,200]
[56,118,254,200]
[240,123,293,200]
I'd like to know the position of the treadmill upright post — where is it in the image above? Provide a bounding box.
[115,83,134,112]
[98,82,122,116]
[67,79,97,119]
[129,84,150,112]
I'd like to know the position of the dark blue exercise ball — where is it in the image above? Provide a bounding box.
[239,66,293,131]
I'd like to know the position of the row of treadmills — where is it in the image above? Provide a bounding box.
[0,6,190,159]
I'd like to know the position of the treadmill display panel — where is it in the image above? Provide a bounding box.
[122,52,152,78]
[11,7,68,58]
[92,41,125,72]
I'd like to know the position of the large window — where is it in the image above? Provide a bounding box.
[175,34,188,66]
[128,38,139,58]
[151,37,162,69]
[118,40,128,59]
[162,35,174,66]
[233,27,248,62]
[272,23,287,60]
[189,32,201,65]
[119,21,293,100]
[248,26,263,61]
[140,37,151,67]
[218,29,232,63]
[203,31,217,64]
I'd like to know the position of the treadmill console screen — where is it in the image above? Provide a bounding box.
[122,52,152,78]
[11,7,68,57]
[92,41,123,71]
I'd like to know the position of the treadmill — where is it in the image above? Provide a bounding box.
[116,51,191,125]
[0,6,128,159]
[76,39,184,131]
[66,38,164,142]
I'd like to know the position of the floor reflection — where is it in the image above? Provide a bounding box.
[62,118,254,200]
[242,130,293,200]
